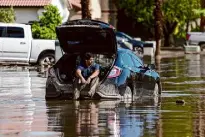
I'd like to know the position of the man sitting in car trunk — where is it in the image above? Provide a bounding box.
[73,52,100,100]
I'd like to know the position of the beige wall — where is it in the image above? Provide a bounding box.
[14,0,70,24]
[14,7,41,23]
[68,0,118,27]
[99,0,117,27]
[69,0,101,21]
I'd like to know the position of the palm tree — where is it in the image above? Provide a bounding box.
[81,0,91,19]
[154,0,163,57]
[200,0,205,31]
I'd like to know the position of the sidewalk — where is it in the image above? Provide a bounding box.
[160,47,184,58]
[160,50,184,58]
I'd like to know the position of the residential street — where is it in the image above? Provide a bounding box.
[0,53,205,136]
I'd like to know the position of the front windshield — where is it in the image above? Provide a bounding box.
[117,32,133,40]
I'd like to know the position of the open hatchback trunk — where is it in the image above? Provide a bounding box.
[46,20,118,99]
[56,20,117,54]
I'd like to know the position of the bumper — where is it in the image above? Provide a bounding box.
[184,43,201,54]
[45,77,73,99]
[45,77,132,100]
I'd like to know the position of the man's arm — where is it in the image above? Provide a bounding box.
[89,70,100,79]
[76,69,86,83]
[89,64,100,79]
[76,69,83,79]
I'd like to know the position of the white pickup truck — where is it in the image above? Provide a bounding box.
[185,32,205,51]
[0,23,55,66]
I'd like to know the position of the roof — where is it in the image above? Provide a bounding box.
[0,22,28,27]
[68,0,81,8]
[0,0,52,7]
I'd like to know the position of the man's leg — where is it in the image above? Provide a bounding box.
[88,77,99,98]
[73,78,87,100]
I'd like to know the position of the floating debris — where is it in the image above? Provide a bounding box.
[176,99,185,105]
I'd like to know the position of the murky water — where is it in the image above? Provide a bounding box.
[1,54,205,137]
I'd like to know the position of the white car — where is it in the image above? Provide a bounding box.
[0,23,56,65]
[185,32,205,51]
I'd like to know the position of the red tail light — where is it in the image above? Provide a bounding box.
[108,66,122,78]
[186,34,190,40]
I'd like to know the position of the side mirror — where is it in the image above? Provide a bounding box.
[116,37,125,43]
[121,38,126,43]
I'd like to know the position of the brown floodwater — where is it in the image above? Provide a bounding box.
[1,54,205,137]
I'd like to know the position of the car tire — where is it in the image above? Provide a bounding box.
[38,53,55,66]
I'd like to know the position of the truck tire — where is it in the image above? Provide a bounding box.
[38,53,55,66]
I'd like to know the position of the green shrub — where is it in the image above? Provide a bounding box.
[32,5,62,39]
[0,7,15,23]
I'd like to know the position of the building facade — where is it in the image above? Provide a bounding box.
[68,0,117,28]
[0,0,118,28]
[0,0,69,24]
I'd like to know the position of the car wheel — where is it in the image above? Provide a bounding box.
[39,53,55,66]
[200,44,205,51]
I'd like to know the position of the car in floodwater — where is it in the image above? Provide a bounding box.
[45,19,161,100]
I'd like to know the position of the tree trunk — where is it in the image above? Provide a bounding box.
[81,0,91,19]
[154,0,163,57]
[163,22,177,47]
[200,16,205,32]
[164,33,175,47]
[200,0,205,32]
[186,20,190,33]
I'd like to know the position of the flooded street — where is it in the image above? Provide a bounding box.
[0,53,205,137]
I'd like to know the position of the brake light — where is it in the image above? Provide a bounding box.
[108,66,122,78]
[186,34,190,40]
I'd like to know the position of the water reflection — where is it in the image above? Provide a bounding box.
[1,53,205,137]
[159,54,205,137]
[185,54,201,77]
[46,96,161,137]
[0,66,61,137]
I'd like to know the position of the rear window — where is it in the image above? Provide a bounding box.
[7,27,24,38]
[0,27,6,37]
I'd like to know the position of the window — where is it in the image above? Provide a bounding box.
[7,27,24,38]
[0,27,6,37]
[116,32,133,41]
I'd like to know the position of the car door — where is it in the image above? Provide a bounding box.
[0,26,6,59]
[2,26,30,62]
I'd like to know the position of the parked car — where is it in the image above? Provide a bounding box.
[0,23,55,66]
[116,36,133,50]
[115,31,144,55]
[185,32,205,51]
[45,19,161,100]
